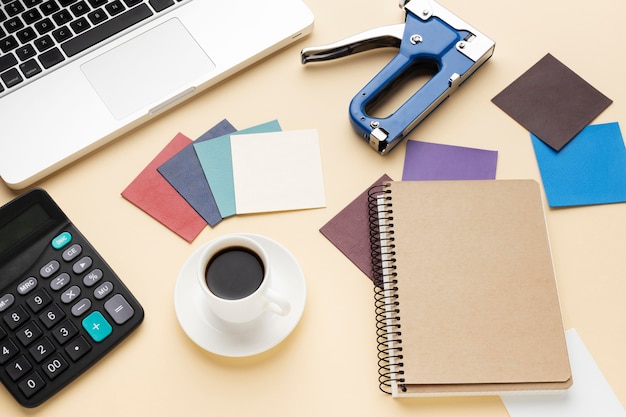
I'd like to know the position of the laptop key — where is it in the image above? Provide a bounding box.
[52,26,72,43]
[34,35,55,52]
[16,27,38,44]
[52,10,72,25]
[70,17,90,34]
[149,0,174,12]
[0,53,17,72]
[70,1,90,17]
[19,58,42,78]
[4,17,25,33]
[61,4,152,57]
[34,18,55,35]
[0,35,18,53]
[1,68,23,88]
[22,9,43,25]
[41,1,61,16]
[16,44,36,60]
[87,9,108,25]
[105,1,126,16]
[39,47,64,69]
[5,2,25,17]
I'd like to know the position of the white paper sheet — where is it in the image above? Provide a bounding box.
[501,328,625,416]
[231,130,326,214]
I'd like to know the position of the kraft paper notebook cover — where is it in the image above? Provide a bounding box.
[368,180,571,396]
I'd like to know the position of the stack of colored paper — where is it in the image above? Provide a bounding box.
[122,119,326,241]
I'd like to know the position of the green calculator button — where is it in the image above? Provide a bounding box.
[82,311,112,343]
[51,232,72,250]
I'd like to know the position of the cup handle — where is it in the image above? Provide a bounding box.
[263,287,291,317]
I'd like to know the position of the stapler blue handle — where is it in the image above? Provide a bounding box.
[301,0,495,154]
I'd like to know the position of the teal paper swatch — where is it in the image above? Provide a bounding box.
[532,122,626,207]
[194,120,281,218]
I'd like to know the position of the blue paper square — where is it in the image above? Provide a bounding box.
[532,122,626,207]
[157,119,237,227]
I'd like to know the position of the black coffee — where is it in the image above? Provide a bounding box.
[205,246,265,300]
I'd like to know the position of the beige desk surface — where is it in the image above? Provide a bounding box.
[2,0,626,415]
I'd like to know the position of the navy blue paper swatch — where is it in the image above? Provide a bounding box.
[157,119,237,227]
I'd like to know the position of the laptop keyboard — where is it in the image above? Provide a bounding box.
[0,0,185,96]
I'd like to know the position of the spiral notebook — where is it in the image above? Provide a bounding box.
[368,180,572,396]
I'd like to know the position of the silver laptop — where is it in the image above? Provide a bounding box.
[0,0,314,189]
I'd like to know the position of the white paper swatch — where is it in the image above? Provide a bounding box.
[501,328,625,416]
[231,130,326,214]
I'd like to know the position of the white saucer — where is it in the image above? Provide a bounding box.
[174,233,306,357]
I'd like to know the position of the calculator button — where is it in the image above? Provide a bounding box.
[65,336,91,362]
[40,260,60,278]
[71,298,91,317]
[42,353,69,380]
[61,285,81,304]
[62,244,82,262]
[0,338,19,364]
[0,326,6,340]
[16,321,42,346]
[3,305,30,330]
[26,288,52,313]
[51,231,72,250]
[94,281,113,300]
[52,320,78,345]
[50,273,71,291]
[83,311,112,343]
[38,304,65,329]
[72,256,92,274]
[104,294,134,325]
[6,355,33,381]
[83,268,103,287]
[28,337,55,363]
[17,277,38,295]
[0,294,15,312]
[18,371,45,398]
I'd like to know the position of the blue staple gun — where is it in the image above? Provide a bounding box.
[301,0,495,154]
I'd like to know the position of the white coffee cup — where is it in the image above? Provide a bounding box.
[196,234,291,323]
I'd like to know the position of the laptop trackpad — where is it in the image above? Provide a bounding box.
[81,18,215,120]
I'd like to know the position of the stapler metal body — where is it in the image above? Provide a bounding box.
[301,0,495,154]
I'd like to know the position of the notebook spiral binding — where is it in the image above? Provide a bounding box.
[368,183,405,394]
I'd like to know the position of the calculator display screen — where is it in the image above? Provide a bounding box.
[0,203,51,255]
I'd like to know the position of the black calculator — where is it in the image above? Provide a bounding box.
[0,189,144,407]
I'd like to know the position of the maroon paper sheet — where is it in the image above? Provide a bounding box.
[320,174,392,281]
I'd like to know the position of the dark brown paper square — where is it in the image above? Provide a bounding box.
[492,53,612,151]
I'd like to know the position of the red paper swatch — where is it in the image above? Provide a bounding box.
[122,133,206,242]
